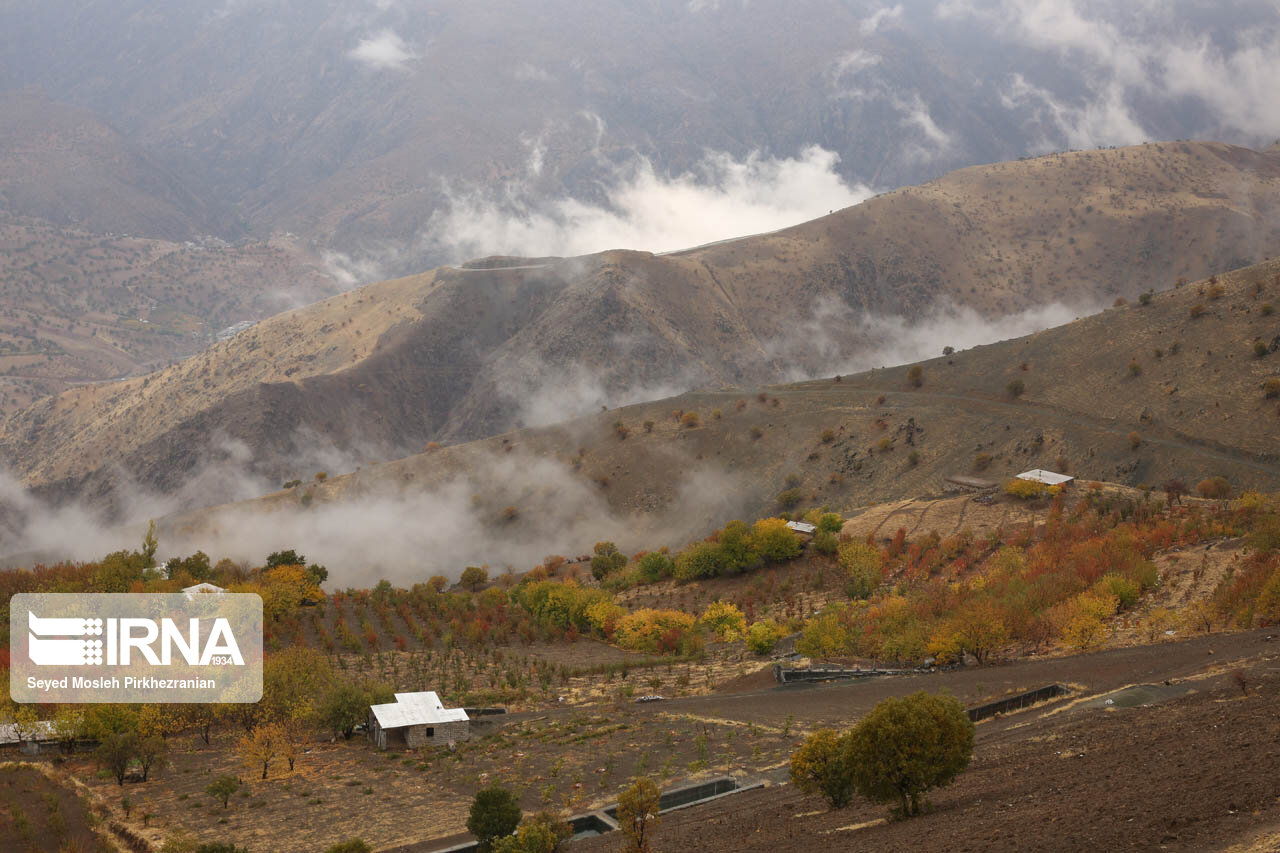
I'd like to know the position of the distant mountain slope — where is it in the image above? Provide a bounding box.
[2,0,1277,263]
[0,89,236,240]
[0,213,342,418]
[4,142,1280,512]
[156,257,1280,575]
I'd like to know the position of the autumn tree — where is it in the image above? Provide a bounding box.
[907,364,924,387]
[751,517,801,562]
[842,692,974,817]
[839,541,883,600]
[1162,479,1187,506]
[617,777,660,853]
[239,722,284,780]
[491,812,572,853]
[790,729,855,808]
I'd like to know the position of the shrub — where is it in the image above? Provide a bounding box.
[326,841,372,853]
[907,365,924,387]
[616,609,699,654]
[1262,302,1275,316]
[1127,360,1142,377]
[751,518,802,561]
[617,778,660,853]
[877,437,894,452]
[1096,574,1141,610]
[1113,296,1127,307]
[746,619,786,655]
[590,542,628,580]
[790,729,855,808]
[712,408,722,419]
[195,845,249,853]
[1255,340,1270,358]
[1265,378,1280,399]
[636,551,674,582]
[491,812,572,853]
[973,452,992,471]
[1006,379,1025,398]
[812,530,839,555]
[643,420,654,433]
[750,426,763,439]
[841,692,974,817]
[908,450,920,467]
[776,488,803,510]
[699,601,747,641]
[943,345,955,355]
[839,542,883,599]
[1207,281,1225,300]
[1197,476,1232,499]
[1128,431,1142,450]
[467,785,522,853]
[673,541,725,581]
[1003,478,1047,499]
[821,428,835,443]
[1139,290,1153,305]
[681,411,700,428]
[1189,303,1205,318]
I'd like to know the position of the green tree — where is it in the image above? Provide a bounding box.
[842,692,974,817]
[617,777,660,853]
[96,731,141,785]
[137,734,168,781]
[636,551,674,582]
[460,566,489,591]
[789,729,855,808]
[266,549,306,568]
[320,681,393,739]
[817,513,844,533]
[673,541,726,580]
[467,785,522,852]
[746,619,786,655]
[716,520,761,574]
[167,551,212,581]
[590,542,627,580]
[206,776,240,809]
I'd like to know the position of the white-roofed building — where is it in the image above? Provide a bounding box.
[368,691,469,750]
[1015,469,1075,486]
[181,582,226,600]
[785,521,817,535]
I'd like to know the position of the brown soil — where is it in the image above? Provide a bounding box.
[573,645,1280,853]
[0,762,111,852]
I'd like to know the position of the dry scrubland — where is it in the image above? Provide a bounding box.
[6,141,1280,508]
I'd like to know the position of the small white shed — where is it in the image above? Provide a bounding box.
[1015,469,1074,486]
[785,521,817,535]
[369,691,470,750]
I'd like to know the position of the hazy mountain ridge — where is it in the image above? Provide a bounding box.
[3,141,1279,517]
[153,257,1280,577]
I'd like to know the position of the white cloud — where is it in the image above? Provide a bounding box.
[426,146,874,261]
[766,296,1096,381]
[348,29,417,71]
[941,0,1280,146]
[860,4,904,35]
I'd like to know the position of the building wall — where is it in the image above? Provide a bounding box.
[371,718,470,750]
[428,720,470,745]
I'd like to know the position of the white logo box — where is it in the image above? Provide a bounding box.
[11,593,263,703]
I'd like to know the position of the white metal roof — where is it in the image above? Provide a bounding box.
[182,582,225,595]
[1016,469,1074,486]
[370,691,469,729]
[786,521,817,534]
[0,721,56,745]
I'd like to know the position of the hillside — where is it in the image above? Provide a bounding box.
[0,89,235,240]
[148,257,1280,577]
[5,141,1280,515]
[0,213,343,417]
